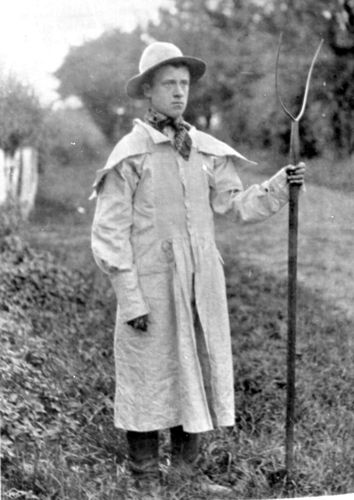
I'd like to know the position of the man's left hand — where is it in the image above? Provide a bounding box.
[286,162,306,185]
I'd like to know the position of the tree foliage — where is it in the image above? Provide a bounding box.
[0,74,44,155]
[54,0,354,156]
[256,0,354,156]
[40,108,109,166]
[55,30,145,142]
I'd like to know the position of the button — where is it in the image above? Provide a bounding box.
[161,240,174,262]
[161,240,172,252]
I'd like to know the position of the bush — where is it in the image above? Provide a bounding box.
[40,107,109,166]
[0,207,120,499]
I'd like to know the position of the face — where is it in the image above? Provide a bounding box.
[143,64,190,118]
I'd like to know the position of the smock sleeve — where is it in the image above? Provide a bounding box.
[210,155,289,223]
[91,158,150,322]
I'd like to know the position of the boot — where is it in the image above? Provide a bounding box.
[170,426,200,467]
[126,430,160,493]
[170,426,233,497]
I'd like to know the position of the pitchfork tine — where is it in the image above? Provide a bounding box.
[275,33,323,122]
[275,33,296,121]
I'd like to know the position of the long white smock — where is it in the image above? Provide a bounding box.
[91,120,289,432]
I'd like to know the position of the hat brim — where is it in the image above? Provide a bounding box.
[126,56,206,99]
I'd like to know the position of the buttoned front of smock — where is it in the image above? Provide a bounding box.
[91,119,289,433]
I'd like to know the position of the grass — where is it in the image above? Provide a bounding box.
[27,158,99,269]
[223,252,354,497]
[245,148,354,193]
[1,155,354,499]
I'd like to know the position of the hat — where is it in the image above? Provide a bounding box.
[126,42,206,99]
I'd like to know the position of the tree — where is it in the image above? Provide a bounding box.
[0,74,44,155]
[54,0,354,156]
[256,0,354,156]
[55,30,145,143]
[54,0,271,146]
[325,0,354,155]
[41,108,109,166]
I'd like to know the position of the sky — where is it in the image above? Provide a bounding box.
[0,0,172,105]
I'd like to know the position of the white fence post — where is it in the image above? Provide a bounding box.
[0,147,38,218]
[18,147,39,218]
[5,151,20,200]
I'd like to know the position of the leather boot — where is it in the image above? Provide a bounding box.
[126,430,160,489]
[170,426,200,467]
[170,427,233,496]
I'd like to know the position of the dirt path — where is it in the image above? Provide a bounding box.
[217,174,354,320]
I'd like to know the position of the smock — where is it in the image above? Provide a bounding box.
[91,119,289,432]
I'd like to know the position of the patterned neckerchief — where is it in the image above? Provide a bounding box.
[144,108,192,161]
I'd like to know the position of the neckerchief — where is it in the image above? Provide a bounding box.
[144,108,192,161]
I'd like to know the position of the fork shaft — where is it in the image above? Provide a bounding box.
[286,120,300,478]
[290,121,300,164]
[286,181,300,477]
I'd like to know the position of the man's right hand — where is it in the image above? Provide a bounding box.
[127,314,149,332]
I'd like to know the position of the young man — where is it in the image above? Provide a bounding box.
[91,42,305,490]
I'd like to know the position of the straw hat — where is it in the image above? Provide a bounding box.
[126,41,206,99]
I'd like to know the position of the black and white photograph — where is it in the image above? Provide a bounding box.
[1,1,353,499]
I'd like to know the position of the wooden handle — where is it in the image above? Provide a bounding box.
[286,180,300,475]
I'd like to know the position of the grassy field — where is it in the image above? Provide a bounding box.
[1,154,354,499]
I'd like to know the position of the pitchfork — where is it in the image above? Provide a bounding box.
[275,33,323,483]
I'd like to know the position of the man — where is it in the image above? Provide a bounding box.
[91,41,305,492]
